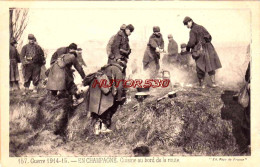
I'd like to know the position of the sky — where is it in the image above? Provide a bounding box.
[21,8,251,50]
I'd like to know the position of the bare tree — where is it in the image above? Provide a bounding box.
[9,8,29,48]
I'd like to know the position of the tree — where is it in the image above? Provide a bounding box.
[9,8,29,48]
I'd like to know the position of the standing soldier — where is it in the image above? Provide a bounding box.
[76,48,87,67]
[183,16,222,88]
[162,34,178,66]
[143,26,164,78]
[46,43,86,106]
[108,24,134,64]
[21,34,45,94]
[9,38,21,91]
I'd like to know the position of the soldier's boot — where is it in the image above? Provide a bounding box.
[100,122,112,133]
[199,79,205,89]
[15,81,20,90]
[22,87,29,95]
[33,86,38,93]
[210,75,217,88]
[94,121,101,135]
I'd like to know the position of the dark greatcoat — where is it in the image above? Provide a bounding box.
[85,63,125,115]
[46,53,85,91]
[110,30,131,62]
[186,23,222,73]
[143,33,164,71]
[10,44,21,81]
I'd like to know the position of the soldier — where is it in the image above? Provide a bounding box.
[143,26,164,78]
[84,58,127,134]
[20,34,45,94]
[183,16,222,88]
[76,48,87,67]
[162,34,178,66]
[46,43,86,106]
[177,43,193,69]
[108,24,134,64]
[9,38,21,91]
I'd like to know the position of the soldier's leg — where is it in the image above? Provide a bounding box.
[208,70,217,87]
[14,81,20,90]
[196,66,206,88]
[23,64,33,94]
[100,101,120,129]
[32,64,41,92]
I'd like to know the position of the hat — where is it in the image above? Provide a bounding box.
[168,34,173,38]
[68,43,77,50]
[10,37,17,45]
[181,43,187,48]
[77,48,82,51]
[28,34,35,40]
[126,24,134,32]
[183,16,192,25]
[120,24,126,30]
[153,26,160,32]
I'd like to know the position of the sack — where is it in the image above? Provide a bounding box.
[238,82,249,108]
[56,55,66,68]
[106,35,115,56]
[83,72,96,86]
[192,41,205,59]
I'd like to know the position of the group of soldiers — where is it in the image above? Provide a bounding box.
[10,16,223,134]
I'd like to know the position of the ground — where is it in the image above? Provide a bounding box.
[9,84,250,157]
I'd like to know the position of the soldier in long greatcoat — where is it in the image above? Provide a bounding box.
[143,26,164,78]
[108,24,134,64]
[84,58,127,134]
[9,38,21,91]
[183,16,222,88]
[46,44,85,105]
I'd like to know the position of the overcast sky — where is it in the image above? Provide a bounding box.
[21,8,251,50]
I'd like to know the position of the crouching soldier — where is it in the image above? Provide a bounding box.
[46,43,86,106]
[177,43,194,70]
[84,58,127,134]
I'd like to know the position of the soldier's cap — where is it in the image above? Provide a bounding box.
[153,26,160,32]
[126,24,134,32]
[77,48,82,51]
[120,24,126,30]
[10,37,17,44]
[28,34,35,40]
[168,34,173,38]
[68,43,77,50]
[183,16,192,25]
[181,43,187,48]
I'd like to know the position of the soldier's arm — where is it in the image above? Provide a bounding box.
[50,51,58,65]
[113,69,125,101]
[148,37,158,49]
[201,26,212,42]
[16,48,21,63]
[37,45,45,64]
[186,30,196,52]
[73,58,86,79]
[20,46,26,64]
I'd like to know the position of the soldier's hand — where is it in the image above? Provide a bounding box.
[155,47,160,53]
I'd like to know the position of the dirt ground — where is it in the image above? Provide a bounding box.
[9,84,250,157]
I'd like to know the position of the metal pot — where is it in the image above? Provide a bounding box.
[135,92,149,102]
[137,87,150,92]
[168,91,177,98]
